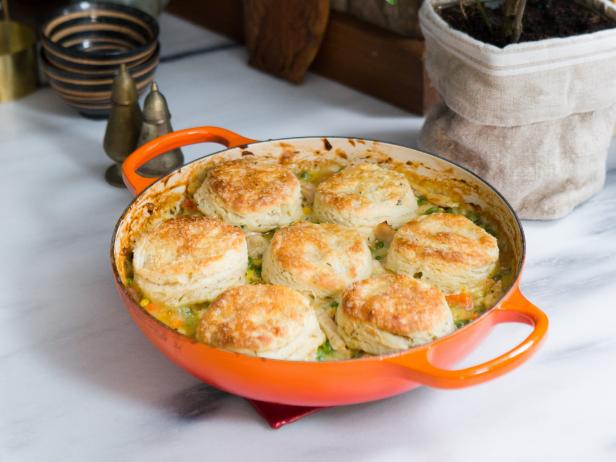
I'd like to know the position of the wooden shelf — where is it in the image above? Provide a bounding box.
[166,0,436,114]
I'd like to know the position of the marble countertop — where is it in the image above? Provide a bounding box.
[1,13,615,462]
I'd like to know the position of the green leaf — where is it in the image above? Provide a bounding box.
[385,0,397,5]
[316,340,334,361]
[483,225,497,237]
[464,211,481,223]
[422,206,442,215]
[455,319,472,329]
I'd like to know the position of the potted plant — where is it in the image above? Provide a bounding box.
[418,0,616,219]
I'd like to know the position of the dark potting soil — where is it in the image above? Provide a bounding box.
[439,0,616,48]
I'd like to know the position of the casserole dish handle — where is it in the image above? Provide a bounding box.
[385,288,548,388]
[122,126,257,195]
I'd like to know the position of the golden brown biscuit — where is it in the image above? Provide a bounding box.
[194,158,302,231]
[336,273,454,354]
[313,163,417,236]
[385,213,499,294]
[133,216,247,307]
[196,284,325,360]
[262,222,373,297]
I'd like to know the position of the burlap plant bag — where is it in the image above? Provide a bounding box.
[419,0,616,219]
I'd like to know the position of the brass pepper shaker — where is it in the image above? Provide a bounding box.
[103,64,142,187]
[136,81,184,177]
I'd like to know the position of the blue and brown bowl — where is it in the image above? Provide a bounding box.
[40,1,160,117]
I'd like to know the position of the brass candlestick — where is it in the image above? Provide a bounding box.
[103,64,142,187]
[137,81,183,177]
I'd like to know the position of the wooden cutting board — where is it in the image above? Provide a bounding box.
[243,0,330,84]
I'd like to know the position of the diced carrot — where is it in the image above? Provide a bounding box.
[182,198,197,210]
[446,293,474,310]
[144,302,161,315]
[374,222,395,245]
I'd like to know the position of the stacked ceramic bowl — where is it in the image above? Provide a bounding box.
[40,1,160,118]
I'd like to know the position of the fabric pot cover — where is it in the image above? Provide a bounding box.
[419,0,616,219]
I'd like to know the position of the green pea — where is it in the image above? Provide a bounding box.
[422,206,441,215]
[316,340,334,361]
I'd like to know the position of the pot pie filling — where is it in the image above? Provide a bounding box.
[122,154,514,361]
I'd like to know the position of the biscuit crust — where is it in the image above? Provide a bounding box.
[262,222,373,297]
[194,159,302,231]
[336,274,454,354]
[341,274,450,337]
[386,213,499,294]
[197,284,325,360]
[133,216,247,306]
[314,163,417,234]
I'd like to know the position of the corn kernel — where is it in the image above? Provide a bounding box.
[303,206,313,216]
[139,298,150,307]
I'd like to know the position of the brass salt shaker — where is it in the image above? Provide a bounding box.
[136,81,184,177]
[103,64,142,187]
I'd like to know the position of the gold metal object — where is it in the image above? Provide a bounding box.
[0,0,37,102]
[103,64,142,187]
[137,81,183,177]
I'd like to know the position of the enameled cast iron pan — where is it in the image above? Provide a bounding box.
[111,126,548,408]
